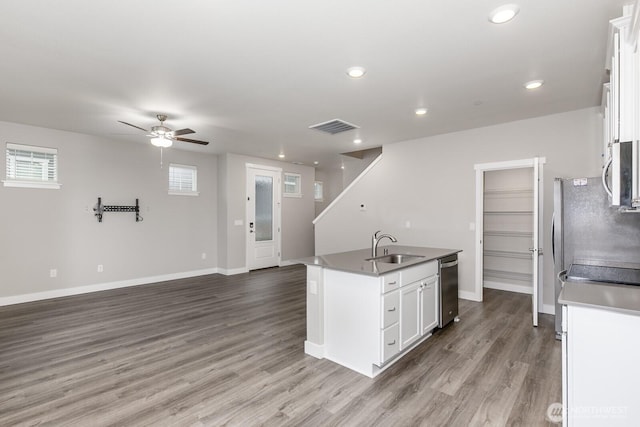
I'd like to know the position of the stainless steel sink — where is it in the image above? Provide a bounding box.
[366,254,425,264]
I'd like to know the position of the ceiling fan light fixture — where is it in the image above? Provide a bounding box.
[150,136,172,148]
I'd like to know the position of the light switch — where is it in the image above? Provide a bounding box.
[234,219,243,226]
[309,280,318,295]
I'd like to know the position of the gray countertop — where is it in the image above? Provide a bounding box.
[558,280,640,316]
[295,245,461,276]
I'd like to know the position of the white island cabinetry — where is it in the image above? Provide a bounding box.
[321,261,438,377]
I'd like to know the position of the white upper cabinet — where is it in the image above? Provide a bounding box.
[602,3,640,208]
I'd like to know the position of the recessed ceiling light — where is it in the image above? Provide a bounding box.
[278,153,285,159]
[415,108,428,116]
[346,66,366,78]
[489,4,519,24]
[524,79,544,90]
[354,138,362,144]
[313,161,319,165]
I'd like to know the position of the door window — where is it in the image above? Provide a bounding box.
[255,175,274,241]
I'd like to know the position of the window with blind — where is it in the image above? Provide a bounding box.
[314,181,324,202]
[4,143,60,189]
[283,172,302,197]
[168,163,198,195]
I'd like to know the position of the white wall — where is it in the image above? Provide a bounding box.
[315,107,603,310]
[217,153,315,271]
[314,148,383,218]
[0,121,218,300]
[314,167,343,218]
[342,148,383,188]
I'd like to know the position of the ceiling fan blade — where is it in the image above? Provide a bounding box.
[172,128,195,136]
[175,137,209,145]
[118,121,148,132]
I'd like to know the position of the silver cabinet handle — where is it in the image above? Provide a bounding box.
[388,281,397,285]
[441,260,458,268]
[387,339,396,346]
[387,307,396,312]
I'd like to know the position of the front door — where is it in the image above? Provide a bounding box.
[246,165,281,270]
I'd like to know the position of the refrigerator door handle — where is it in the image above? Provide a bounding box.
[602,157,613,198]
[551,212,555,264]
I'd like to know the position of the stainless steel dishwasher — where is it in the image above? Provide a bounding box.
[438,254,459,327]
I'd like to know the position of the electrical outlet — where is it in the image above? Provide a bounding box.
[50,269,57,278]
[405,220,411,229]
[201,252,207,260]
[97,264,103,273]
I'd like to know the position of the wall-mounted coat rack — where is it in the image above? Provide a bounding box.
[94,197,143,223]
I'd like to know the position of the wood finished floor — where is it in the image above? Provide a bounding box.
[0,265,561,426]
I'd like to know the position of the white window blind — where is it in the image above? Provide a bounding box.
[4,143,60,189]
[314,181,324,202]
[283,172,302,197]
[169,163,198,195]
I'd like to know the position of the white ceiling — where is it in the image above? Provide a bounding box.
[0,0,629,168]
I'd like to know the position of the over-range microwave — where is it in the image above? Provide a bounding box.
[604,140,638,210]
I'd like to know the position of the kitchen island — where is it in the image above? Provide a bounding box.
[297,245,461,378]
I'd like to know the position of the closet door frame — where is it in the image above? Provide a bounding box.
[474,157,546,327]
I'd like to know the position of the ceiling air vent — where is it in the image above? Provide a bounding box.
[309,119,359,135]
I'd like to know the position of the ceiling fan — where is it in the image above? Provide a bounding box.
[118,114,209,147]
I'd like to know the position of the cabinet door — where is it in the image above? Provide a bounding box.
[400,282,421,349]
[420,276,438,335]
[566,305,640,425]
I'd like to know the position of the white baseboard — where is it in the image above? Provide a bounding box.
[217,267,249,276]
[458,290,481,302]
[304,341,325,359]
[0,268,219,307]
[484,280,532,295]
[279,260,299,267]
[541,303,555,315]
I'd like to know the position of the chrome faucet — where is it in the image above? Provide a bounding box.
[371,230,398,257]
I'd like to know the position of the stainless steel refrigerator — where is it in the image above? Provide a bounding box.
[553,177,640,338]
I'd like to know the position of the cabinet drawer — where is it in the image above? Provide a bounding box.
[381,272,400,293]
[382,291,399,329]
[401,261,437,285]
[381,324,400,363]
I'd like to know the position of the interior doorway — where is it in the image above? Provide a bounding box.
[246,164,282,271]
[474,157,545,327]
